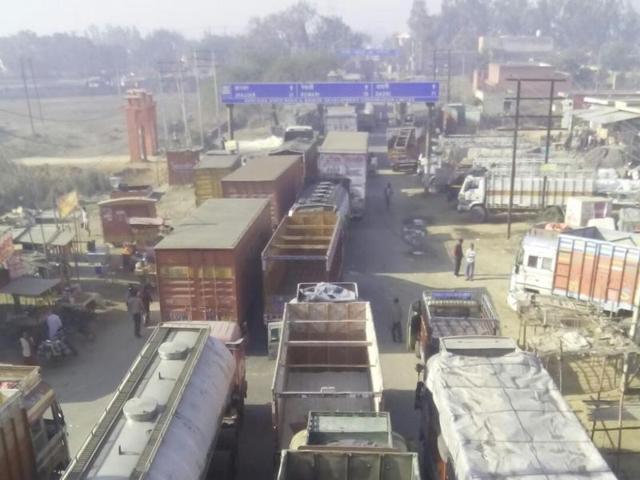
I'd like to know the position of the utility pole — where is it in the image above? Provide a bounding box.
[425,103,434,193]
[506,79,522,240]
[20,58,36,135]
[541,79,560,208]
[156,70,170,149]
[227,105,234,140]
[192,51,205,148]
[446,49,452,104]
[177,62,192,148]
[212,50,220,126]
[432,49,437,81]
[27,59,44,123]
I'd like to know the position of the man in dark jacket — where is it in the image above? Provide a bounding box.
[453,239,463,276]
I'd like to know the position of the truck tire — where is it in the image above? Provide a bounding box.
[470,205,488,223]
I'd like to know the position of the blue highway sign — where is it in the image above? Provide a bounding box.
[221,82,439,104]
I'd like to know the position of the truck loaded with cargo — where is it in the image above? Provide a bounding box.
[262,212,345,347]
[318,132,369,218]
[62,321,246,480]
[414,336,616,480]
[272,287,383,453]
[221,155,304,229]
[278,411,421,480]
[509,223,640,313]
[406,289,500,361]
[154,198,272,326]
[0,364,70,480]
[387,126,425,172]
[457,171,597,222]
[288,180,350,221]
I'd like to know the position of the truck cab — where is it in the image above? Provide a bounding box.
[456,174,484,212]
[0,364,70,479]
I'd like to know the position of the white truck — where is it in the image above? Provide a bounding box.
[278,411,421,480]
[62,321,246,480]
[271,289,383,452]
[415,336,616,480]
[457,172,596,222]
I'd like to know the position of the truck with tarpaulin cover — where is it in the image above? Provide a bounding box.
[406,289,500,361]
[278,411,421,480]
[272,289,383,453]
[414,336,616,480]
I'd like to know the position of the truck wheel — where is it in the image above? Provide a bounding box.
[470,205,487,223]
[541,206,563,223]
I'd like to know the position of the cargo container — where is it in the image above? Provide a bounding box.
[97,197,159,245]
[415,336,616,480]
[166,148,201,185]
[62,321,245,480]
[0,364,70,480]
[262,212,344,331]
[278,411,421,480]
[318,132,369,217]
[457,172,597,222]
[222,155,304,229]
[270,137,319,181]
[272,294,383,451]
[509,225,640,313]
[154,198,272,325]
[194,154,241,206]
[406,289,500,361]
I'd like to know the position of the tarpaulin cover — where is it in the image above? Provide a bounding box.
[426,350,616,479]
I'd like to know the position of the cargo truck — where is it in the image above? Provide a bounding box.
[272,292,383,453]
[387,126,425,172]
[415,336,616,480]
[406,289,500,361]
[278,411,421,480]
[262,212,345,343]
[457,172,596,222]
[62,321,246,480]
[0,364,70,480]
[318,132,369,218]
[508,224,640,313]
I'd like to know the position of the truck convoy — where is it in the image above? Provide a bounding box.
[1,364,70,480]
[407,289,500,361]
[509,224,640,313]
[278,411,421,480]
[272,288,383,452]
[62,321,246,480]
[318,132,369,218]
[415,336,616,480]
[262,211,345,351]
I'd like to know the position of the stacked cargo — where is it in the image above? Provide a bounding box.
[194,154,241,206]
[221,155,304,229]
[154,198,272,326]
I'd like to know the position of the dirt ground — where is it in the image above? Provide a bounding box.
[1,128,638,478]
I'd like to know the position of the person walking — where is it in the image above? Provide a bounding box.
[465,243,476,281]
[391,298,403,343]
[19,331,36,365]
[384,183,393,211]
[453,239,463,276]
[126,286,144,338]
[140,283,153,326]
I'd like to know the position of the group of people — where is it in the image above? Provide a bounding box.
[19,309,72,365]
[453,239,476,281]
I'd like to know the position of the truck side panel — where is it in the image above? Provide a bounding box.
[318,153,367,216]
[486,176,595,209]
[552,235,640,312]
[0,392,36,480]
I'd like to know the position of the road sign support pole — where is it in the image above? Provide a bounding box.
[226,104,234,140]
[425,102,434,192]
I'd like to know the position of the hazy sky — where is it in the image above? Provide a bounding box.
[3,0,442,40]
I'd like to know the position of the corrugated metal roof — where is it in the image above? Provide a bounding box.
[13,225,75,247]
[0,277,60,296]
[319,131,369,154]
[195,155,240,170]
[154,198,269,250]
[221,155,301,182]
[574,107,640,125]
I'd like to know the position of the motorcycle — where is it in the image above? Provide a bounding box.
[37,328,78,364]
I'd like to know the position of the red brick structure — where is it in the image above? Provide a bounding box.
[125,90,158,161]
